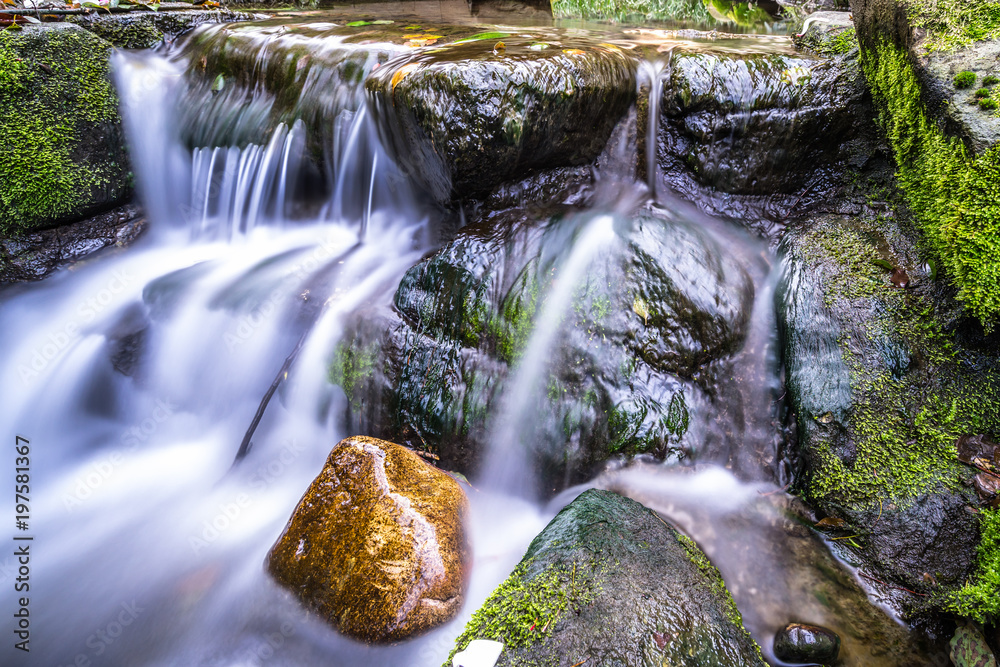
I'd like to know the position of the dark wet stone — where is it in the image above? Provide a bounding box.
[367,39,637,203]
[67,8,259,49]
[659,50,866,195]
[0,204,145,285]
[774,622,841,663]
[777,211,999,600]
[447,489,767,666]
[335,203,756,491]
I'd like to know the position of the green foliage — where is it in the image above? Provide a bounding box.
[980,97,999,110]
[955,70,977,88]
[975,87,992,98]
[984,74,1000,86]
[904,0,1000,51]
[948,509,1000,623]
[551,0,711,23]
[860,38,1000,325]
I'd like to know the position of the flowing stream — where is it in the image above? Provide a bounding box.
[0,8,946,667]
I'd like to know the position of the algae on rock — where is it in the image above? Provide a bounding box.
[446,489,766,666]
[0,24,131,237]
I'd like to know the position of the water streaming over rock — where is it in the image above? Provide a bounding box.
[0,12,943,667]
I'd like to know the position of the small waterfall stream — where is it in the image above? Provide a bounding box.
[0,13,945,667]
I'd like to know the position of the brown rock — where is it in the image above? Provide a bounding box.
[265,436,470,643]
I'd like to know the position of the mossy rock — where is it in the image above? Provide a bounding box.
[660,48,866,194]
[331,204,755,492]
[551,0,714,23]
[266,436,471,642]
[367,38,637,203]
[0,24,131,237]
[777,212,1000,608]
[849,0,1000,324]
[67,9,257,50]
[447,489,766,666]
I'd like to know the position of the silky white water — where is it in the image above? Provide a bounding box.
[0,17,942,667]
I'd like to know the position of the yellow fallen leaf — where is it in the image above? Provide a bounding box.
[562,48,586,55]
[390,62,420,91]
[632,296,649,325]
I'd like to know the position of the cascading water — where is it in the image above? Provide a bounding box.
[0,12,946,667]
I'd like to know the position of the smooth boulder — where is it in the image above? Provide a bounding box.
[367,38,637,203]
[266,436,471,642]
[446,489,766,666]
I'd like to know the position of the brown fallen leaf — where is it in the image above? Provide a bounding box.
[815,516,848,530]
[974,472,1000,499]
[890,267,910,288]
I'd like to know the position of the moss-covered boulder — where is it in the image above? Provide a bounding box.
[266,436,470,642]
[332,203,758,490]
[67,9,258,50]
[849,0,1000,324]
[777,210,1000,614]
[0,24,131,237]
[658,48,866,196]
[446,489,766,666]
[367,38,637,203]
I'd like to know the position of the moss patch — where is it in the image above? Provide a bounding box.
[446,559,601,665]
[0,25,129,236]
[902,0,1000,52]
[328,339,380,409]
[860,37,1000,326]
[798,219,1000,508]
[948,508,1000,622]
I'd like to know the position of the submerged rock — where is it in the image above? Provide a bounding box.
[0,24,131,236]
[266,436,470,642]
[368,39,637,203]
[334,203,758,490]
[446,489,766,666]
[777,211,1000,605]
[773,622,841,664]
[0,204,145,284]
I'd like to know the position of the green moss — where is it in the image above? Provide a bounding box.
[979,97,999,110]
[860,38,1000,325]
[984,75,1000,86]
[975,87,992,98]
[903,0,1000,51]
[446,559,601,666]
[954,70,977,88]
[0,26,128,236]
[800,217,1000,508]
[948,508,1000,622]
[826,28,859,55]
[328,340,379,408]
